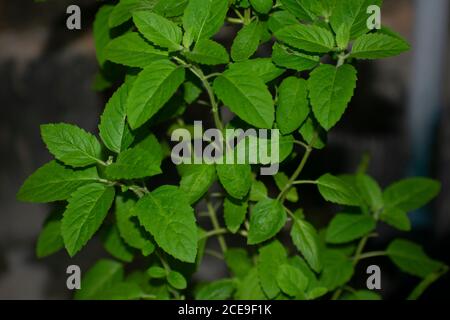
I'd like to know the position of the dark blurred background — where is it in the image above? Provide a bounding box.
[0,0,449,299]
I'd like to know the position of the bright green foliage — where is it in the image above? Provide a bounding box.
[185,39,229,65]
[20,0,447,301]
[104,33,167,68]
[216,163,252,200]
[224,197,248,233]
[61,183,115,256]
[247,198,287,244]
[308,64,357,130]
[41,123,103,167]
[290,212,322,272]
[134,186,198,263]
[214,68,274,129]
[36,211,64,258]
[133,11,183,51]
[17,161,98,203]
[276,77,309,135]
[126,60,185,129]
[257,240,287,298]
[326,213,376,244]
[387,239,443,278]
[105,135,163,179]
[196,279,235,300]
[231,21,264,61]
[99,81,135,153]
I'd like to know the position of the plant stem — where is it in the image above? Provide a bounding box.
[407,265,449,300]
[354,251,387,261]
[207,201,228,253]
[277,145,313,203]
[202,228,229,239]
[205,249,224,260]
[292,180,318,186]
[174,57,224,131]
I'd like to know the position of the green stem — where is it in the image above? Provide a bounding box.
[292,180,318,186]
[407,265,449,300]
[174,57,224,131]
[207,201,228,253]
[332,235,370,300]
[202,228,229,240]
[205,249,224,260]
[277,145,313,203]
[354,251,387,261]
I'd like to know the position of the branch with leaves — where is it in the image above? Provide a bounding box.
[19,0,447,300]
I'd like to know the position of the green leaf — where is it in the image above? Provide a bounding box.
[317,173,362,206]
[228,58,284,83]
[268,10,298,33]
[319,249,354,291]
[61,183,116,256]
[97,282,143,300]
[308,64,357,130]
[185,39,229,65]
[105,135,163,179]
[183,81,202,104]
[109,0,156,28]
[147,266,167,278]
[351,33,410,59]
[272,43,319,72]
[275,24,335,53]
[115,195,155,256]
[257,240,287,298]
[167,271,187,290]
[355,174,383,212]
[279,0,316,21]
[247,198,287,245]
[94,5,114,66]
[216,163,252,200]
[276,76,309,135]
[17,161,99,203]
[298,116,327,149]
[134,186,198,263]
[127,60,185,129]
[330,0,382,39]
[196,279,235,300]
[41,123,103,167]
[153,0,189,17]
[224,197,248,233]
[342,290,382,300]
[105,32,168,68]
[179,164,216,204]
[336,23,351,50]
[380,207,411,231]
[291,213,322,272]
[274,172,298,203]
[182,0,228,47]
[99,81,134,153]
[75,259,123,300]
[387,239,443,278]
[231,20,264,62]
[36,211,64,258]
[249,180,268,202]
[235,268,266,300]
[102,225,134,263]
[214,69,274,129]
[383,178,441,212]
[224,248,253,278]
[326,213,376,244]
[250,0,273,14]
[276,264,309,297]
[133,11,183,51]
